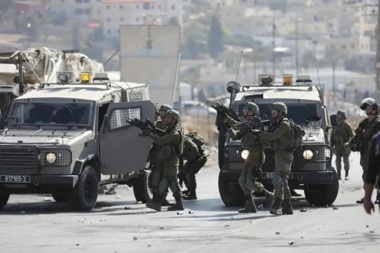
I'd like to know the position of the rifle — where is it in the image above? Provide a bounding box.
[126,118,163,136]
[211,102,240,122]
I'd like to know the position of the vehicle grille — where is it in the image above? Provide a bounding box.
[0,147,38,175]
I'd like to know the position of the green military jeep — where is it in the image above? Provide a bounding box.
[217,74,339,207]
[0,72,156,211]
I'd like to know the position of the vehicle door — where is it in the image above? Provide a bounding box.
[99,100,156,174]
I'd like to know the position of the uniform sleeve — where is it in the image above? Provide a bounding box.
[258,121,290,141]
[228,128,242,140]
[345,123,354,142]
[365,137,380,185]
[225,114,239,127]
[330,128,335,147]
[149,130,180,146]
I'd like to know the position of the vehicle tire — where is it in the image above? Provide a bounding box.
[69,165,98,211]
[0,192,9,209]
[304,169,339,206]
[133,170,152,203]
[218,171,245,207]
[52,193,68,203]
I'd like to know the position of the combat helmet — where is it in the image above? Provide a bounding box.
[159,104,173,112]
[167,109,180,122]
[337,110,346,119]
[245,102,259,115]
[360,98,377,110]
[272,102,287,114]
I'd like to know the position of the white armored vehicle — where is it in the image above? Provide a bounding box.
[0,72,155,211]
[217,74,339,207]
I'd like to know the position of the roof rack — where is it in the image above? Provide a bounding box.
[38,82,111,90]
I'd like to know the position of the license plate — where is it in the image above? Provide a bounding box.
[262,172,293,179]
[0,175,30,183]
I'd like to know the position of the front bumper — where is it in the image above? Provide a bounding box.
[0,175,79,193]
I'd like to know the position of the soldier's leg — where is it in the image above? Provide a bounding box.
[335,149,343,180]
[183,169,197,200]
[343,152,350,180]
[238,159,251,196]
[167,174,184,211]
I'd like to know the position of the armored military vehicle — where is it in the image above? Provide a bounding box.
[217,74,338,207]
[0,72,155,211]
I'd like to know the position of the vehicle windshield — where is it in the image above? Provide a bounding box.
[6,101,93,128]
[236,102,320,126]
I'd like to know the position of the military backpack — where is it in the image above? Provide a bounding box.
[186,132,206,154]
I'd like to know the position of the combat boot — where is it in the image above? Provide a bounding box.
[238,195,257,213]
[167,197,184,211]
[263,189,274,208]
[146,194,162,212]
[375,192,380,204]
[345,170,349,181]
[269,198,283,215]
[282,199,294,215]
[183,190,197,200]
[337,170,341,180]
[161,198,174,207]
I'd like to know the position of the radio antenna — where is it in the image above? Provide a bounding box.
[235,51,243,82]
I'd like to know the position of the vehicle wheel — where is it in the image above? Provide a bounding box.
[0,192,9,209]
[218,171,245,207]
[133,170,152,203]
[52,193,68,203]
[304,169,339,206]
[69,165,98,211]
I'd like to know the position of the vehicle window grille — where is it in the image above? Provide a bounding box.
[109,107,141,130]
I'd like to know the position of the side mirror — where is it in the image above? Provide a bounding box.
[330,114,337,127]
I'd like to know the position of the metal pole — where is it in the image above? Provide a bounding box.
[376,0,380,100]
[18,52,24,95]
[272,17,276,75]
[295,19,299,77]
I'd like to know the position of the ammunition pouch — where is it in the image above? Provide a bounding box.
[159,145,176,160]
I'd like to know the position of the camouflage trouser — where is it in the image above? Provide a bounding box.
[238,146,265,196]
[272,151,293,200]
[183,156,208,193]
[149,150,163,195]
[334,145,351,176]
[158,160,181,199]
[360,152,369,183]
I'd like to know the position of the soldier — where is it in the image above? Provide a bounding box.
[225,102,274,213]
[146,109,185,211]
[330,110,354,180]
[258,102,294,215]
[178,134,208,200]
[148,104,174,207]
[346,98,380,204]
[363,132,380,214]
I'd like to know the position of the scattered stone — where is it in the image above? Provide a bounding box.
[366,225,369,228]
[300,236,304,239]
[44,198,52,201]
[116,195,122,199]
[332,206,339,210]
[21,211,26,214]
[275,231,281,235]
[125,206,131,210]
[288,241,294,245]
[300,208,307,212]
[160,227,164,230]
[133,237,138,241]
[177,211,183,215]
[76,244,80,246]
[369,231,375,234]
[148,245,152,247]
[225,225,230,227]
[188,210,194,214]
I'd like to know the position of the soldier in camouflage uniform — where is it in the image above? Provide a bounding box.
[146,109,185,211]
[346,98,380,204]
[178,136,207,200]
[258,102,294,215]
[330,110,354,180]
[225,102,274,213]
[149,104,174,206]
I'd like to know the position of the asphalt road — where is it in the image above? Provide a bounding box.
[1,152,379,253]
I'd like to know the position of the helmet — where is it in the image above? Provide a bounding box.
[167,109,180,122]
[360,98,377,110]
[159,104,173,112]
[272,102,287,114]
[337,110,346,119]
[245,102,259,114]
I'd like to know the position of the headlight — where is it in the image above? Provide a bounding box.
[46,153,57,163]
[241,150,249,160]
[303,150,313,160]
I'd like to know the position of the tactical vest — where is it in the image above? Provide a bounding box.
[268,117,293,151]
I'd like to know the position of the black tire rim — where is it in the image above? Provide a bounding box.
[84,177,96,204]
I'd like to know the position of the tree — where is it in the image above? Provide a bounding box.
[207,15,223,59]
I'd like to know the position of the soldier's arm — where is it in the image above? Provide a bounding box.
[149,131,180,146]
[228,128,242,140]
[225,114,239,127]
[258,121,290,141]
[346,123,354,141]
